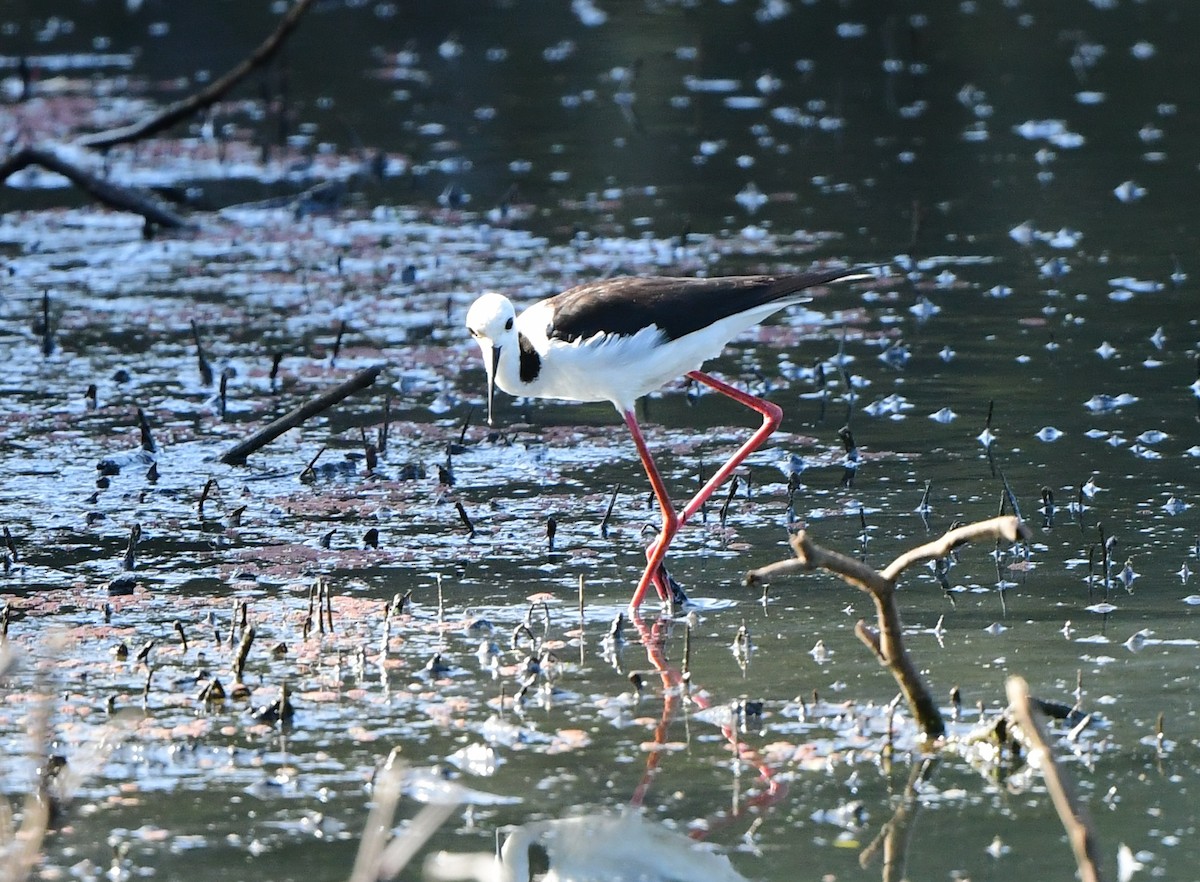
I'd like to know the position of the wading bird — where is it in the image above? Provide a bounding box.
[465,268,865,612]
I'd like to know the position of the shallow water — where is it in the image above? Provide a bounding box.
[1,2,1199,881]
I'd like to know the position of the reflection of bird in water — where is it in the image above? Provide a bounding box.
[466,267,866,611]
[497,810,749,882]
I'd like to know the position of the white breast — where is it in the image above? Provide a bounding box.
[497,298,793,412]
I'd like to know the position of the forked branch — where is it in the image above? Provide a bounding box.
[746,515,1031,740]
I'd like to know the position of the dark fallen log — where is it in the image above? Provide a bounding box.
[221,364,384,465]
[75,0,317,150]
[747,515,1031,741]
[0,147,191,229]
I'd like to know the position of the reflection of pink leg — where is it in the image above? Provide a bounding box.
[625,411,679,611]
[629,617,676,809]
[627,618,787,826]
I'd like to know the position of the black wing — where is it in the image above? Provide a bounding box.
[546,268,859,343]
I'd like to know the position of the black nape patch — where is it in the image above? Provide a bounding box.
[518,332,541,383]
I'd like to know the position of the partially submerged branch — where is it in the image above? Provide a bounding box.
[1006,676,1104,882]
[746,515,1030,740]
[1,0,319,226]
[76,0,318,150]
[221,364,384,464]
[0,147,191,229]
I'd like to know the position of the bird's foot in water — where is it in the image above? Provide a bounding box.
[652,564,689,610]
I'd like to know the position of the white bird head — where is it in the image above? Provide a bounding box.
[465,291,518,425]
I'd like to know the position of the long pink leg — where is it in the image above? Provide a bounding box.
[625,371,782,612]
[677,370,782,526]
[624,410,680,610]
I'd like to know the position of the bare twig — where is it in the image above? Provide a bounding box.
[221,364,383,464]
[881,516,1028,582]
[76,0,318,150]
[1006,676,1104,882]
[746,515,1030,739]
[1,641,131,882]
[347,750,406,882]
[1,679,51,882]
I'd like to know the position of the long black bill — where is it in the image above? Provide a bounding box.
[486,345,501,426]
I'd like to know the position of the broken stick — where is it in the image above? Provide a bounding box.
[221,364,384,465]
[1007,676,1104,882]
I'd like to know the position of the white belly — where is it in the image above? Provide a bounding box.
[503,305,788,411]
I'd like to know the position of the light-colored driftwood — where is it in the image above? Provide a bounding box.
[346,749,461,882]
[746,516,1030,739]
[1006,676,1104,882]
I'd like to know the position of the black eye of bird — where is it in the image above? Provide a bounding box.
[504,317,514,331]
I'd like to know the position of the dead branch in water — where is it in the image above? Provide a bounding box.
[746,515,1031,740]
[76,0,318,150]
[1006,676,1104,882]
[0,147,191,229]
[1,1,318,227]
[221,364,384,464]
